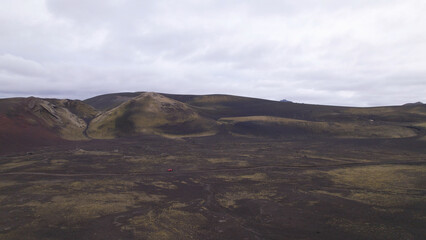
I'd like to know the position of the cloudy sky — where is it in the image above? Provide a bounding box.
[1,0,426,106]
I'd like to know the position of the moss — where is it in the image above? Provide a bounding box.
[219,116,417,138]
[206,158,248,167]
[7,179,165,229]
[0,161,37,171]
[215,173,267,182]
[328,165,426,191]
[216,189,275,208]
[115,101,136,135]
[124,208,207,240]
[73,149,119,156]
[0,181,18,189]
[27,193,134,225]
[328,218,413,239]
[151,181,178,190]
[321,165,426,207]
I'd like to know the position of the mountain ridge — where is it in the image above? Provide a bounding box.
[1,91,426,154]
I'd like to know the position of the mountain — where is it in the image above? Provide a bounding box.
[0,97,98,153]
[1,91,426,154]
[87,92,217,139]
[83,92,426,139]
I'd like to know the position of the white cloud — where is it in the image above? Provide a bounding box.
[0,0,425,106]
[0,54,48,76]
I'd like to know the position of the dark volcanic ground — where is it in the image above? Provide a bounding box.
[0,134,425,240]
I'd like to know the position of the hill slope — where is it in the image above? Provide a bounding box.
[0,97,99,153]
[87,92,217,139]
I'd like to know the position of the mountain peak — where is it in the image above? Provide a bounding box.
[87,93,216,138]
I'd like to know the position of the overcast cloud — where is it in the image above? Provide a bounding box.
[1,0,426,106]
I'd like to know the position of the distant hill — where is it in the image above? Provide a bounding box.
[403,102,424,106]
[1,91,426,153]
[84,92,142,111]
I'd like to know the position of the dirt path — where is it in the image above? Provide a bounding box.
[1,161,425,178]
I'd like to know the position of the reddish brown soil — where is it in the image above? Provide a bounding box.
[0,114,64,155]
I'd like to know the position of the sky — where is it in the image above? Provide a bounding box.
[1,0,426,106]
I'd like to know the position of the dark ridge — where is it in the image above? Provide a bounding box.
[84,92,143,111]
[403,101,424,106]
[230,121,312,138]
[157,120,211,135]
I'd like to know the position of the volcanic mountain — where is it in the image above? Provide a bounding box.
[87,92,217,139]
[84,92,425,139]
[1,91,426,154]
[0,97,98,153]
